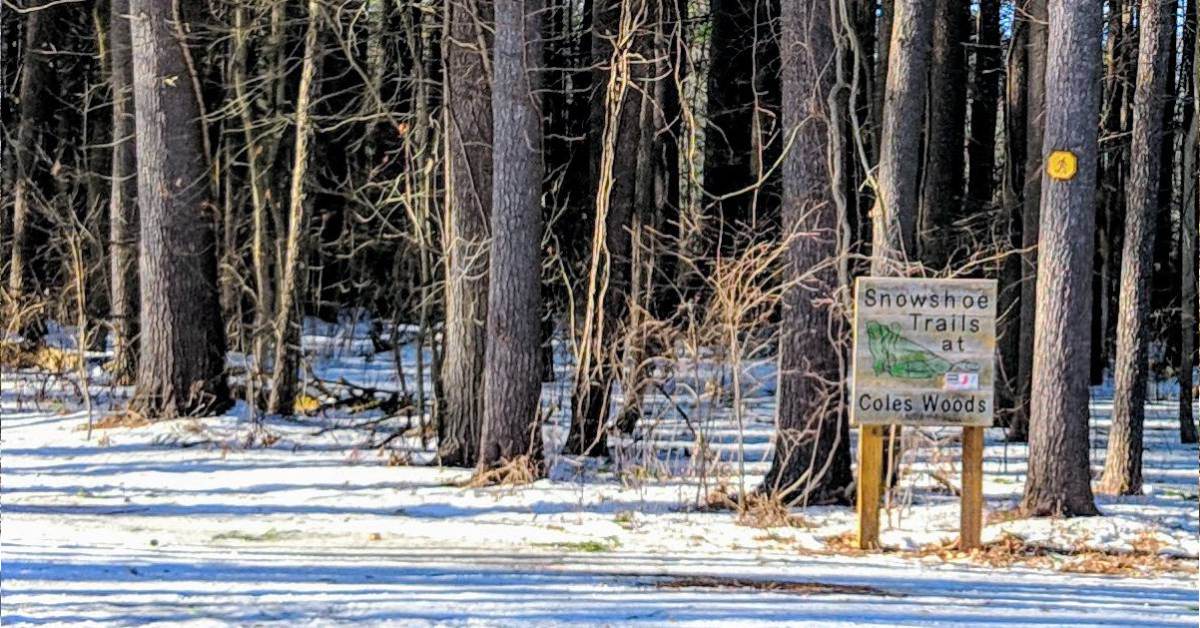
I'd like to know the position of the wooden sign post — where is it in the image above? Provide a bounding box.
[850,277,997,550]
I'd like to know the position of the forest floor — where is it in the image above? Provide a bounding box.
[2,319,1198,626]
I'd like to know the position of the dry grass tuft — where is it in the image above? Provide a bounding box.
[736,493,814,529]
[1,343,81,372]
[820,531,864,553]
[79,410,151,431]
[819,529,1195,578]
[464,455,541,488]
[656,576,896,597]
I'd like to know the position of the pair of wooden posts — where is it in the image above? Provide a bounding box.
[849,277,996,551]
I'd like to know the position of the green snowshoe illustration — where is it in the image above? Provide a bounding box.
[865,320,978,380]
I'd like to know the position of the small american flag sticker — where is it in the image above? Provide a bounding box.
[944,372,979,391]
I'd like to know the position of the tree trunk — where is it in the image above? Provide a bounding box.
[1095,0,1132,385]
[479,0,545,468]
[918,0,969,268]
[109,0,139,384]
[870,0,935,485]
[998,16,1028,420]
[1019,0,1102,518]
[266,0,321,416]
[759,0,852,506]
[1009,0,1048,443]
[872,0,893,154]
[439,0,494,467]
[7,5,51,337]
[871,0,935,271]
[966,0,1001,215]
[650,0,683,319]
[1098,0,1176,495]
[1150,6,1180,379]
[1181,0,1199,444]
[129,0,230,417]
[565,0,644,458]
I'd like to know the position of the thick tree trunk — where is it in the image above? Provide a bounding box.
[966,0,1001,215]
[871,0,935,271]
[917,0,969,268]
[1098,0,1176,495]
[266,0,321,416]
[1009,0,1048,443]
[129,0,230,417]
[109,0,139,384]
[439,0,494,467]
[479,0,545,467]
[1019,0,1102,518]
[759,0,852,506]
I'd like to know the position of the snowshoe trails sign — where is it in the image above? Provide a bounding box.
[851,277,997,427]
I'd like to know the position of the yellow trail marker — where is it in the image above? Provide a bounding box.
[1046,150,1078,180]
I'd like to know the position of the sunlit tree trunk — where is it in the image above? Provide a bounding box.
[871,0,934,270]
[479,0,545,468]
[1099,0,1177,495]
[439,0,494,466]
[266,0,321,416]
[1020,0,1102,517]
[759,0,852,506]
[129,0,230,417]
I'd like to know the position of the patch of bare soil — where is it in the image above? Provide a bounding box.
[656,576,896,597]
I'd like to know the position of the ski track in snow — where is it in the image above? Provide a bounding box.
[2,321,1197,626]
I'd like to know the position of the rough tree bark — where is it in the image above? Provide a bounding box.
[109,0,139,384]
[1019,0,1102,518]
[129,0,230,417]
[1010,0,1048,443]
[917,0,969,268]
[266,0,321,416]
[1098,0,1176,495]
[479,0,545,468]
[871,0,934,270]
[439,0,494,467]
[759,0,852,506]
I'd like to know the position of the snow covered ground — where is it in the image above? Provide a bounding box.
[2,322,1197,626]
